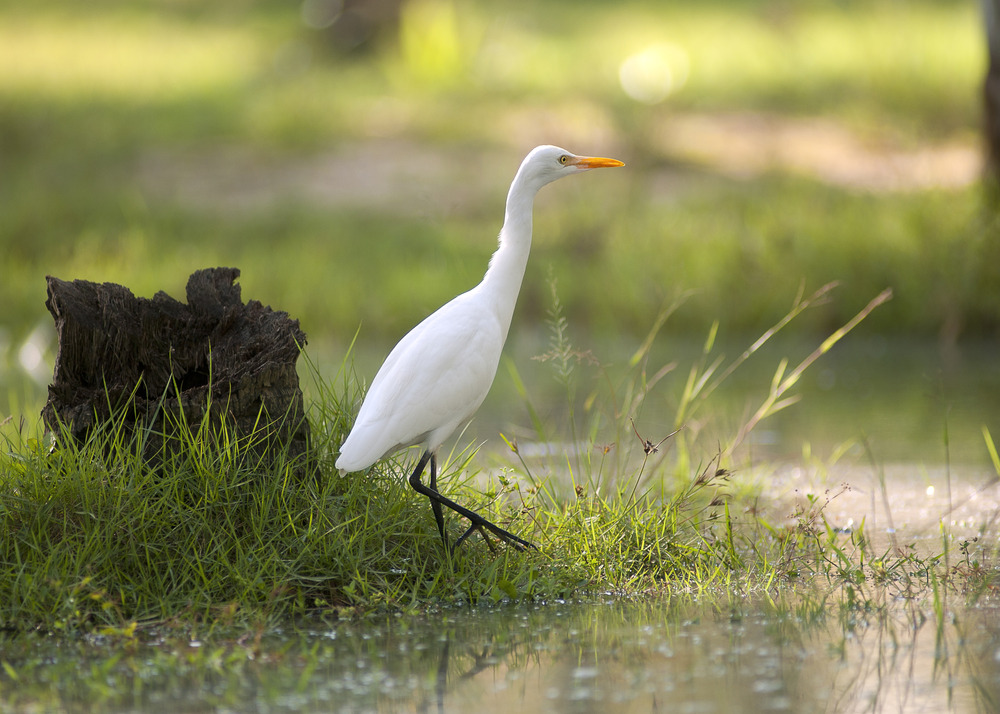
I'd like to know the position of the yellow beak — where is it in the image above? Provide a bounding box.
[569,155,625,169]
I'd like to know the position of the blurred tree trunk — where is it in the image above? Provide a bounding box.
[982,1,1000,338]
[984,0,1000,186]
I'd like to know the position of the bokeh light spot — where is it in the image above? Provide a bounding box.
[618,43,690,104]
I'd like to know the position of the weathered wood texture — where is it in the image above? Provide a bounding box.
[42,267,310,467]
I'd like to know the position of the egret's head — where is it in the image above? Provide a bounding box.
[517,145,624,190]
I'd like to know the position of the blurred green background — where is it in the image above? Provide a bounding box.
[0,0,995,455]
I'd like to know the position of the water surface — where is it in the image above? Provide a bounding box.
[3,596,999,713]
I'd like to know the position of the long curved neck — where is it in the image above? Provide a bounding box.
[481,176,538,340]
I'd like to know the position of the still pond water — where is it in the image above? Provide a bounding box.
[2,594,1000,713]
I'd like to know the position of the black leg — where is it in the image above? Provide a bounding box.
[407,450,536,552]
[428,454,445,542]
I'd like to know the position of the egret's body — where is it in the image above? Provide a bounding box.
[335,290,502,470]
[336,145,624,550]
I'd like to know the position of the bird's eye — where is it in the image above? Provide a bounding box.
[559,155,569,164]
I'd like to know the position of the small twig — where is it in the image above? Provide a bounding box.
[629,417,681,455]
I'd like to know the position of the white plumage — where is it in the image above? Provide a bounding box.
[336,145,624,550]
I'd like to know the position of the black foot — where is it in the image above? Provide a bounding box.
[408,451,537,553]
[455,519,536,552]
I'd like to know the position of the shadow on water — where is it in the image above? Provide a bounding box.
[2,595,1000,713]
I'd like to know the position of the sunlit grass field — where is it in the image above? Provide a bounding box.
[0,0,988,338]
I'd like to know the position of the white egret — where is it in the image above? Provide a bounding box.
[336,145,624,551]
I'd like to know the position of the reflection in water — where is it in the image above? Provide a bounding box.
[3,597,999,712]
[363,599,1000,713]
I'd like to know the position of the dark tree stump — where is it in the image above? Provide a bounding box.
[41,267,311,470]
